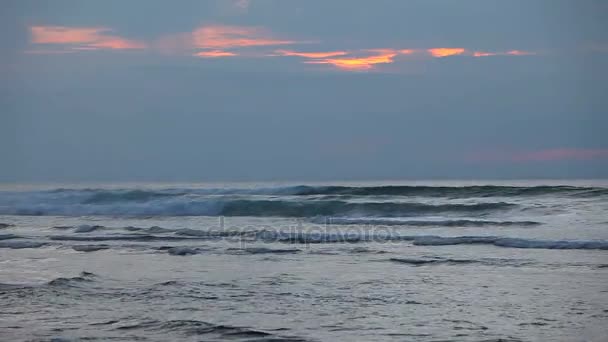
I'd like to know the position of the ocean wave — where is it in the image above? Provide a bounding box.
[313,217,541,227]
[412,236,608,250]
[1,183,603,218]
[220,200,514,217]
[389,257,479,266]
[29,184,608,198]
[256,231,608,250]
[3,229,606,252]
[227,247,302,255]
[47,271,96,287]
[388,257,531,267]
[0,240,46,249]
[112,319,306,341]
[279,185,608,197]
[167,246,201,256]
[72,245,110,252]
[0,198,515,217]
[49,234,205,242]
[82,189,182,204]
[73,224,104,233]
[0,234,21,240]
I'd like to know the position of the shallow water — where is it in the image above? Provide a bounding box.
[1,180,607,341]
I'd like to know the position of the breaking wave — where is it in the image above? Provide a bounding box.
[0,198,515,217]
[279,185,608,197]
[22,184,608,199]
[2,184,604,218]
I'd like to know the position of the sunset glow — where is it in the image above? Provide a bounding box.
[305,50,397,71]
[194,50,237,58]
[473,50,536,57]
[399,49,416,55]
[428,48,466,58]
[275,49,348,58]
[473,51,499,57]
[192,25,294,49]
[506,50,535,56]
[30,26,146,51]
[29,24,542,71]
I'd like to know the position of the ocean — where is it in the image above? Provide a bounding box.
[0,180,607,341]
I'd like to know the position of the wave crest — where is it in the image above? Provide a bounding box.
[0,198,515,217]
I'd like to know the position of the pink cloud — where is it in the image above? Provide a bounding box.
[194,50,238,58]
[192,25,294,49]
[473,51,499,57]
[473,50,536,57]
[506,50,536,56]
[274,49,348,58]
[30,26,146,52]
[155,24,295,56]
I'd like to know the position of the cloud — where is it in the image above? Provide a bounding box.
[505,50,536,56]
[233,0,250,13]
[194,50,237,58]
[304,50,398,71]
[156,24,296,55]
[274,49,348,58]
[192,25,294,49]
[428,48,466,58]
[468,148,608,162]
[398,49,416,55]
[473,51,498,57]
[28,24,542,71]
[473,50,536,57]
[298,49,416,71]
[30,26,146,51]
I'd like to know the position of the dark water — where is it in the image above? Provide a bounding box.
[1,180,607,341]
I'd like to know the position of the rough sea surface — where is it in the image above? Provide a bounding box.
[0,180,607,341]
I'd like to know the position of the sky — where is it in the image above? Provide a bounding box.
[1,0,607,182]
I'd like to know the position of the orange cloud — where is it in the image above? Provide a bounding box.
[399,49,416,55]
[30,25,146,51]
[275,49,348,58]
[194,50,237,58]
[428,48,466,58]
[192,25,294,49]
[305,50,397,71]
[473,51,498,57]
[506,50,535,56]
[473,50,536,57]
